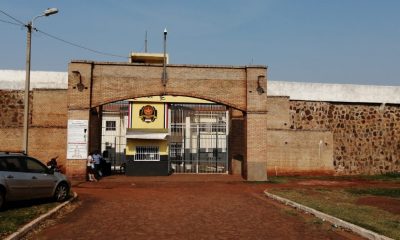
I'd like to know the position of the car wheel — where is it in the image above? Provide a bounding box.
[0,189,5,210]
[54,183,69,202]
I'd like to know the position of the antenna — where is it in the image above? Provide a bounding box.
[145,31,148,53]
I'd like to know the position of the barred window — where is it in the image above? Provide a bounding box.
[135,146,160,161]
[106,121,116,131]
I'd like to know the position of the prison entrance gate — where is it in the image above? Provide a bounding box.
[100,101,228,175]
[67,61,268,181]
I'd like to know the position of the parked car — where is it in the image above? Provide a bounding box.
[0,152,70,209]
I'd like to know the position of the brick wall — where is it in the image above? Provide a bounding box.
[289,101,400,174]
[32,89,67,127]
[267,129,334,176]
[267,96,290,129]
[0,90,30,127]
[2,87,398,177]
[0,89,68,171]
[245,113,268,181]
[0,128,22,152]
[229,116,245,176]
[69,62,258,111]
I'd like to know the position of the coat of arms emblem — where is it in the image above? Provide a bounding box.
[139,105,157,123]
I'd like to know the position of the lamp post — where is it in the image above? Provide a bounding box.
[162,28,167,87]
[23,8,58,154]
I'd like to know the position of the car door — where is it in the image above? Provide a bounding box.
[2,156,32,201]
[25,157,57,198]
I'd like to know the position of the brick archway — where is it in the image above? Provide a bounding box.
[67,61,268,181]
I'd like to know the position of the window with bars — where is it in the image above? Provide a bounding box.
[170,143,182,158]
[105,121,116,131]
[134,146,160,161]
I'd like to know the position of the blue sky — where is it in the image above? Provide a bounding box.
[1,0,399,85]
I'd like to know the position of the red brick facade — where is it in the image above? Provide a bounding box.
[67,61,268,180]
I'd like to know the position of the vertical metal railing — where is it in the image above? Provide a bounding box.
[169,104,228,174]
[101,101,129,173]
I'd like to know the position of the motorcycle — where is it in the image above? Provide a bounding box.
[46,156,64,173]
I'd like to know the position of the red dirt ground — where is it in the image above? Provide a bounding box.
[22,175,364,240]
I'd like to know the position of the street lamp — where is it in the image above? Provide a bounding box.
[23,8,58,154]
[162,28,167,87]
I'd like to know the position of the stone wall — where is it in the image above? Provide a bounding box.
[289,101,400,174]
[266,96,334,176]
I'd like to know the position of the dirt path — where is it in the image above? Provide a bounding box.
[25,175,363,240]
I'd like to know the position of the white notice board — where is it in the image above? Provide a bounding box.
[67,120,88,159]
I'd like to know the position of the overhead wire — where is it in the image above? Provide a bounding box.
[35,29,128,59]
[1,8,128,60]
[0,9,26,26]
[0,18,24,26]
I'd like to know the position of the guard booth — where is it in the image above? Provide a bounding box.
[125,99,170,176]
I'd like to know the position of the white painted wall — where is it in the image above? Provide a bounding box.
[0,70,67,90]
[268,81,400,104]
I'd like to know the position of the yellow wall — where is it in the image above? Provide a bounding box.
[130,102,165,130]
[126,139,168,156]
[131,95,213,104]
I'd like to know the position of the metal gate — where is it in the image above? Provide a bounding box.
[169,104,228,174]
[101,101,128,173]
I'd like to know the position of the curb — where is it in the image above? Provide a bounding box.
[4,192,78,240]
[264,190,393,240]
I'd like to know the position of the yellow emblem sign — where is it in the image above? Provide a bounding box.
[139,105,157,123]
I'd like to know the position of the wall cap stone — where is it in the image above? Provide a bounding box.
[70,60,267,69]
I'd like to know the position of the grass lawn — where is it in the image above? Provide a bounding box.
[268,174,400,239]
[268,172,400,184]
[0,200,58,239]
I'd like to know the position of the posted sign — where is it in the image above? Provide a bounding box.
[67,120,88,159]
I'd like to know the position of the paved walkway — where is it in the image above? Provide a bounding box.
[25,175,362,240]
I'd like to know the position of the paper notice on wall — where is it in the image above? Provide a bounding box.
[67,120,88,159]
